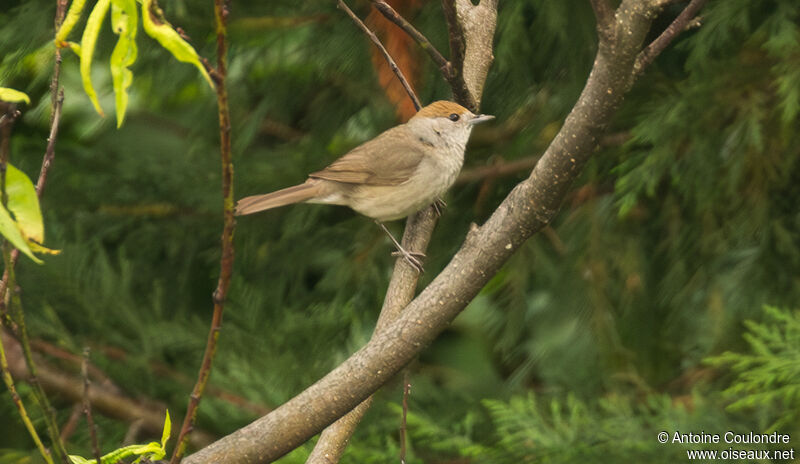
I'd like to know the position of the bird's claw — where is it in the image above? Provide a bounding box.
[391,248,426,273]
[432,198,447,217]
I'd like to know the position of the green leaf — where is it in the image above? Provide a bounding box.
[0,205,41,264]
[80,0,112,117]
[56,0,89,45]
[5,164,44,243]
[141,0,214,90]
[110,0,138,127]
[0,88,30,105]
[160,410,171,448]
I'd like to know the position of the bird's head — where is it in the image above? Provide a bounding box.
[407,101,494,148]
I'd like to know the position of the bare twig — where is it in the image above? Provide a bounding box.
[338,0,422,111]
[170,0,237,461]
[635,0,709,74]
[399,371,410,464]
[2,330,215,448]
[0,328,53,464]
[441,0,474,108]
[371,0,452,79]
[441,0,463,73]
[0,101,69,464]
[81,348,102,464]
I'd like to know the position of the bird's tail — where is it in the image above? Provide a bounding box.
[235,181,320,216]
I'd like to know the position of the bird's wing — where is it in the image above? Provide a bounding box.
[309,127,425,186]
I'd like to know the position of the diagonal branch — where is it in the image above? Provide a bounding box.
[371,0,452,79]
[339,0,422,111]
[634,0,709,75]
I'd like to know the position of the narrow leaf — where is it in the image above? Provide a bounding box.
[110,0,138,127]
[141,0,214,89]
[5,163,44,243]
[0,88,30,105]
[55,0,89,45]
[160,410,171,448]
[80,0,112,117]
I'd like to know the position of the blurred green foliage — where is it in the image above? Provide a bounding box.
[0,0,798,462]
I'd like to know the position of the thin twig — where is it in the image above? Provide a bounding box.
[399,371,410,464]
[440,0,476,110]
[170,0,236,461]
[371,0,452,79]
[0,0,67,325]
[2,330,216,448]
[0,331,53,464]
[82,348,102,464]
[338,0,422,111]
[9,290,70,463]
[441,0,464,76]
[635,0,709,75]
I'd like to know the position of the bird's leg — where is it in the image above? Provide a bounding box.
[375,220,425,273]
[432,197,447,217]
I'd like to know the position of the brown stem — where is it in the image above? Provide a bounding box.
[635,0,709,75]
[338,0,422,111]
[81,348,102,464]
[399,371,410,463]
[0,328,53,464]
[441,0,474,109]
[170,0,236,462]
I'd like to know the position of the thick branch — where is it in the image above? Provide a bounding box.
[449,0,497,110]
[184,2,660,462]
[339,0,421,111]
[590,0,614,39]
[635,0,708,74]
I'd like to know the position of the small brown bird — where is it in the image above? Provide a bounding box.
[236,101,494,271]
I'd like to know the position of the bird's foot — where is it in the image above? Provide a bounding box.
[432,197,447,217]
[391,247,426,273]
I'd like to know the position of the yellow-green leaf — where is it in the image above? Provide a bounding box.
[141,0,214,90]
[80,0,112,117]
[160,410,171,448]
[26,240,61,256]
[55,0,89,46]
[110,0,138,127]
[0,88,30,105]
[5,163,44,243]
[0,205,41,264]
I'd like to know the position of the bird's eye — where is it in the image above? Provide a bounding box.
[448,113,460,122]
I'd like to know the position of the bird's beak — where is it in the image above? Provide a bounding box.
[469,114,495,125]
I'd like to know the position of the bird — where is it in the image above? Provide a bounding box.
[235,100,494,272]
